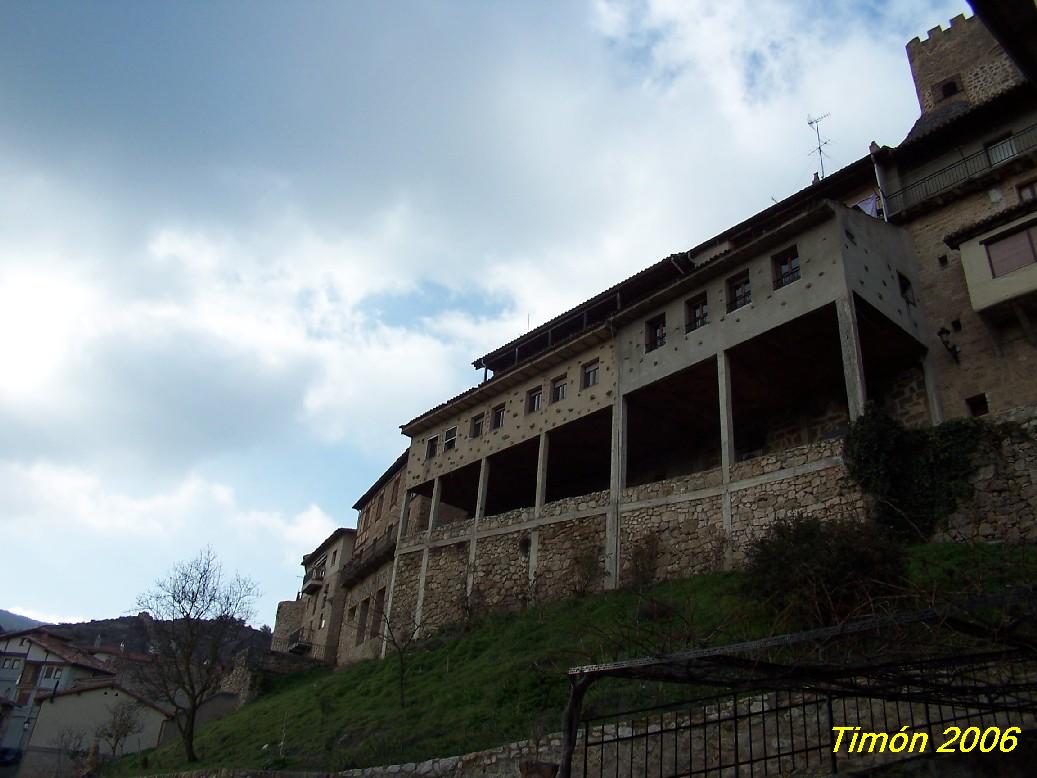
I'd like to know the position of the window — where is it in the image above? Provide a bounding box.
[43,666,54,679]
[1019,180,1037,202]
[938,78,960,100]
[550,376,567,403]
[684,293,708,332]
[966,393,989,417]
[526,386,543,413]
[390,475,400,505]
[772,246,800,289]
[425,435,438,459]
[1,659,9,669]
[330,549,337,565]
[491,404,506,429]
[898,272,917,305]
[581,360,599,389]
[371,588,386,639]
[355,598,371,646]
[470,413,484,438]
[443,426,457,451]
[319,615,326,630]
[727,271,751,312]
[986,225,1037,277]
[375,493,384,517]
[645,314,666,352]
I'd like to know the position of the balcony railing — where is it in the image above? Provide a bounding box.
[887,122,1037,215]
[340,532,397,588]
[301,566,325,594]
[270,628,331,662]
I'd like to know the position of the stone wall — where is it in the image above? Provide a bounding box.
[876,364,931,428]
[938,407,1037,542]
[533,514,606,601]
[388,551,423,637]
[221,649,323,708]
[619,494,725,583]
[906,13,1023,114]
[272,600,305,642]
[728,462,868,566]
[338,561,395,666]
[472,533,530,614]
[420,542,470,630]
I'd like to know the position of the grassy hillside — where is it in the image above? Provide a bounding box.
[109,542,1036,775]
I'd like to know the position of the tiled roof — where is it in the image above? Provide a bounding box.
[352,450,409,511]
[28,632,115,674]
[36,679,173,716]
[302,527,355,567]
[401,156,874,434]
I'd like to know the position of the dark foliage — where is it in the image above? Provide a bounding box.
[845,405,988,539]
[742,515,906,627]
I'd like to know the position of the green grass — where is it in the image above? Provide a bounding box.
[107,542,1037,776]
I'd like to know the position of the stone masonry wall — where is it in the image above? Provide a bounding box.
[938,407,1037,542]
[728,463,868,566]
[272,599,305,642]
[338,560,395,666]
[533,514,607,601]
[904,166,1037,421]
[420,542,470,630]
[388,551,423,637]
[906,13,1023,114]
[472,532,530,614]
[620,494,725,582]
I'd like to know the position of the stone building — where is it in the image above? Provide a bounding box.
[271,528,355,663]
[272,7,1037,667]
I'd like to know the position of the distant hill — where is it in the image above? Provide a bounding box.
[0,609,44,634]
[47,614,269,655]
[1,610,268,655]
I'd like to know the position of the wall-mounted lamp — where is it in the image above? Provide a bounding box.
[937,327,961,363]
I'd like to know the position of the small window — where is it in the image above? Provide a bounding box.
[443,426,457,451]
[550,376,567,403]
[727,271,751,312]
[645,314,666,352]
[684,293,708,332]
[43,667,54,679]
[986,226,1037,277]
[526,386,543,413]
[390,475,400,504]
[12,659,20,669]
[330,549,337,565]
[470,413,484,438]
[1019,181,1037,202]
[1,659,9,669]
[581,360,599,389]
[939,78,960,100]
[937,254,949,268]
[898,272,916,305]
[772,246,800,289]
[54,668,62,680]
[425,435,438,459]
[966,393,989,417]
[376,493,384,516]
[491,404,506,429]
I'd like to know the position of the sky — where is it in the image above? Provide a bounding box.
[0,0,970,628]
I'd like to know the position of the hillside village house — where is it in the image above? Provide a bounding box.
[0,629,114,752]
[274,9,1037,667]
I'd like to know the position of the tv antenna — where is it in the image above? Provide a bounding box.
[807,112,831,179]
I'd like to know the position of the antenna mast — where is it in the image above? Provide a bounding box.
[807,113,831,179]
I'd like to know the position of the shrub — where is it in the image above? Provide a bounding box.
[742,515,905,627]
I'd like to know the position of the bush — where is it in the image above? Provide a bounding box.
[742,515,905,627]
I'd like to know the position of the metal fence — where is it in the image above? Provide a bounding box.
[886,122,1037,215]
[578,651,1037,778]
[269,628,332,663]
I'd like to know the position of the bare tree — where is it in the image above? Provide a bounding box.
[378,612,421,707]
[50,727,87,778]
[95,699,143,757]
[132,547,258,762]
